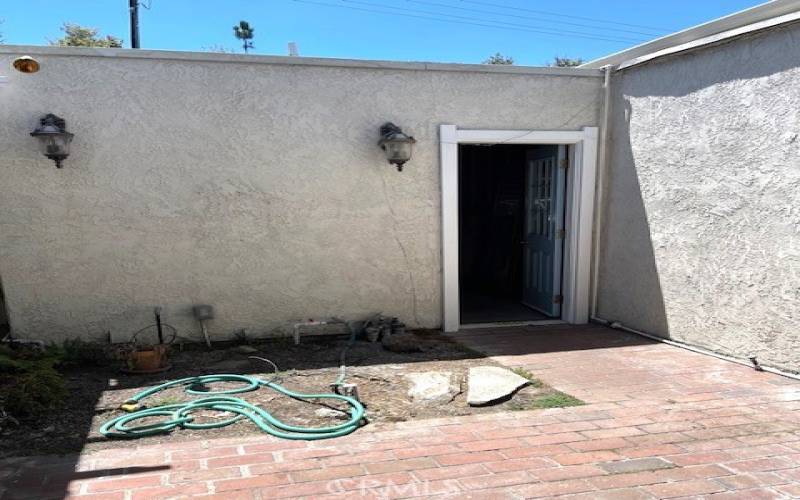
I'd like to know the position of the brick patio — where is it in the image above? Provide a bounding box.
[2,324,799,499]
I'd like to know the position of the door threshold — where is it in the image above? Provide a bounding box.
[459,319,566,330]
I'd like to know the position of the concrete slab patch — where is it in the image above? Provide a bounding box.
[405,372,460,404]
[467,366,530,406]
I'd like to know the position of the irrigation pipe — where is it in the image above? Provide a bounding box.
[591,316,800,382]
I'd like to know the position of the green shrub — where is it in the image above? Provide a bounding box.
[0,344,68,423]
[58,338,109,367]
[1,367,66,420]
[0,351,28,373]
[0,344,59,372]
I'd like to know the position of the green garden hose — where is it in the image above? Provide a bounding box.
[100,373,365,440]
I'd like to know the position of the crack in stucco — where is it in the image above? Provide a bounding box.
[380,170,421,327]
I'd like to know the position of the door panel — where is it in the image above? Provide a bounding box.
[522,146,566,317]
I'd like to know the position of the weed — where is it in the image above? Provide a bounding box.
[507,390,584,411]
[149,396,185,407]
[58,338,109,367]
[233,329,249,345]
[531,391,584,409]
[507,400,532,411]
[511,367,544,388]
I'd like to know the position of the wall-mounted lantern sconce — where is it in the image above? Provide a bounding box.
[31,114,73,168]
[378,122,415,172]
[12,56,40,74]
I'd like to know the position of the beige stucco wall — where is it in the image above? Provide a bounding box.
[597,24,800,372]
[0,47,602,343]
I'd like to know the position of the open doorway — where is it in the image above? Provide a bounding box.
[459,144,567,324]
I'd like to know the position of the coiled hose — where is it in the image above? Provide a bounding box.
[100,373,365,440]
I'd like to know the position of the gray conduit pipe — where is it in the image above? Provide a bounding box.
[590,64,615,318]
[590,316,800,382]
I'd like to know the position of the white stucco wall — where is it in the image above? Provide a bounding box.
[598,24,800,372]
[0,47,602,343]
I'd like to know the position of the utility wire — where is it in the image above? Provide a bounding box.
[339,0,648,42]
[289,0,646,44]
[459,0,673,33]
[404,0,664,37]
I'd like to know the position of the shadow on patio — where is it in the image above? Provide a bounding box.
[448,323,656,357]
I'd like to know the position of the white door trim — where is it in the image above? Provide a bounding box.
[440,125,598,332]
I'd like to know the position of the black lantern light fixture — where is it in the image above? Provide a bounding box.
[12,56,41,74]
[31,114,73,168]
[378,122,415,172]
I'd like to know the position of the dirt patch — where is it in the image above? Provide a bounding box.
[0,331,581,457]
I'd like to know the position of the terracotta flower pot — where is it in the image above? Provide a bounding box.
[126,345,170,373]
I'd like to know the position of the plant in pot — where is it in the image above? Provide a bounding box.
[123,308,177,374]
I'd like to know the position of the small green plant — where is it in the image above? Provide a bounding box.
[507,390,584,411]
[511,367,544,388]
[233,329,250,345]
[150,396,185,407]
[531,391,584,409]
[59,338,109,367]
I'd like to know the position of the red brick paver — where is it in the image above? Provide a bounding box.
[2,324,799,499]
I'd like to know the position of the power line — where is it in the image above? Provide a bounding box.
[289,0,646,44]
[459,0,673,33]
[405,0,665,37]
[342,0,651,43]
[340,0,649,42]
[464,0,673,32]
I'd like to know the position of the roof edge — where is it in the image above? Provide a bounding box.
[582,0,800,69]
[616,11,800,71]
[0,45,603,78]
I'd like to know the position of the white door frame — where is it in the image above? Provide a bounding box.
[440,125,599,332]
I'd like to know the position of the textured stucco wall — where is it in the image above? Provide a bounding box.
[598,24,800,372]
[0,48,601,343]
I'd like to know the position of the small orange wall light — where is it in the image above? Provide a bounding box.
[31,114,73,168]
[12,56,40,74]
[378,122,415,172]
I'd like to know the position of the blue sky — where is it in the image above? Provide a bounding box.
[1,0,765,65]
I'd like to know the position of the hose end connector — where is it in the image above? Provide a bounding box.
[120,400,142,412]
[331,383,360,402]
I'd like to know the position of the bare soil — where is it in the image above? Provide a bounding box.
[0,331,577,457]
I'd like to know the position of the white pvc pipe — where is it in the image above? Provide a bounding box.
[590,65,615,317]
[1,331,45,349]
[1,337,45,349]
[591,316,800,382]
